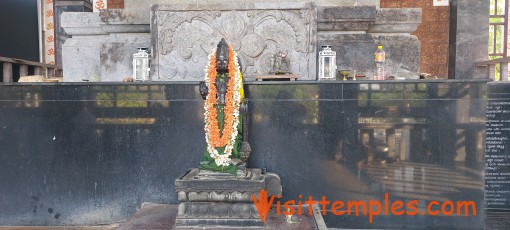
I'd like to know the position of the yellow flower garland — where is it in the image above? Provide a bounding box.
[203,46,242,167]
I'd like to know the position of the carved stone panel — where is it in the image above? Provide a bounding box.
[151,3,317,81]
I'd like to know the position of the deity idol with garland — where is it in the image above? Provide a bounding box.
[199,38,251,175]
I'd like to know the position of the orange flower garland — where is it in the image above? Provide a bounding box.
[204,45,242,166]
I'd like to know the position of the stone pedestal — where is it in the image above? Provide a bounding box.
[174,168,281,229]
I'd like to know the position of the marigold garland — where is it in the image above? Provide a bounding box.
[204,45,242,167]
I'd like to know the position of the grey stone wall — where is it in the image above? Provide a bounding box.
[449,0,490,79]
[54,0,92,68]
[318,7,421,79]
[125,0,380,24]
[61,12,150,81]
[61,1,424,81]
[151,3,317,81]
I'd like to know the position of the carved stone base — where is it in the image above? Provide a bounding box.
[175,202,262,228]
[174,168,282,229]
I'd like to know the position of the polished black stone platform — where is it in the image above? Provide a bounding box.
[486,82,510,211]
[0,80,490,229]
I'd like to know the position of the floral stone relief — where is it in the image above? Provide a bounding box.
[151,4,317,81]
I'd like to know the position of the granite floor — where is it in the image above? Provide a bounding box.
[0,203,316,230]
[116,203,317,230]
[0,204,508,229]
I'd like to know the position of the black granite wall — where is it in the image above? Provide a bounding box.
[0,81,487,229]
[486,82,510,211]
[0,0,40,61]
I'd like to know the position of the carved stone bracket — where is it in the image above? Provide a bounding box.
[151,3,317,81]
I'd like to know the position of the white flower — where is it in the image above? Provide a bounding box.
[203,47,243,167]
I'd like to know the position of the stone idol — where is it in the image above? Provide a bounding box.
[174,39,282,228]
[151,3,317,81]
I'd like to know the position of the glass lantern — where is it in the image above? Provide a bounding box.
[133,48,150,81]
[318,46,337,80]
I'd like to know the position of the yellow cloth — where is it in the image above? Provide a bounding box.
[238,72,245,102]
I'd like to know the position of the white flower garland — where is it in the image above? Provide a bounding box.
[203,48,242,167]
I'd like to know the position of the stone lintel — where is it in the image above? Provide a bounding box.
[55,0,92,8]
[368,8,422,33]
[317,6,376,31]
[318,6,376,22]
[152,2,316,12]
[61,12,150,36]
